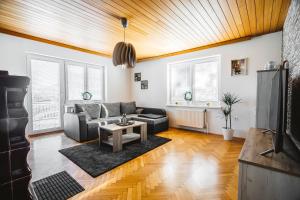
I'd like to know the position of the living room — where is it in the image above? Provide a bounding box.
[1,0,300,199]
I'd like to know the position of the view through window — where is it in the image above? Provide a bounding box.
[168,56,220,106]
[66,63,105,101]
[31,59,61,132]
[29,55,105,133]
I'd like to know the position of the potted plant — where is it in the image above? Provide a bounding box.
[221,93,241,140]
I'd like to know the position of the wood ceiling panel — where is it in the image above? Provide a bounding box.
[255,0,265,34]
[246,0,257,34]
[200,0,233,40]
[276,0,291,30]
[270,0,283,32]
[140,0,200,44]
[190,0,227,41]
[236,0,252,35]
[170,0,216,42]
[209,0,240,38]
[0,0,291,61]
[219,0,246,37]
[264,0,274,33]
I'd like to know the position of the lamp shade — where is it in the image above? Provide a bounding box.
[112,42,136,68]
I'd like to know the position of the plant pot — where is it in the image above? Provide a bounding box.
[222,128,234,140]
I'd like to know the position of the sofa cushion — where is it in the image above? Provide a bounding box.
[138,114,164,119]
[126,114,138,118]
[82,104,101,120]
[74,104,85,113]
[136,108,144,114]
[121,102,136,114]
[131,116,168,125]
[101,102,121,117]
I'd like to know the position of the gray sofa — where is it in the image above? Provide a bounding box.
[63,102,169,142]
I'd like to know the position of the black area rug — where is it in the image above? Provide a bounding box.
[59,135,171,177]
[32,171,84,200]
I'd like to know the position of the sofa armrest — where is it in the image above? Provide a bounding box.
[64,112,88,142]
[137,107,167,116]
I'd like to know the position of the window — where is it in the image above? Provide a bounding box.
[66,62,105,101]
[168,56,220,106]
[28,56,64,133]
[66,63,85,100]
[27,54,106,135]
[87,65,105,101]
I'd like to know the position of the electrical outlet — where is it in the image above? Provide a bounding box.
[234,116,239,121]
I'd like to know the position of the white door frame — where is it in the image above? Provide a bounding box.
[26,54,65,135]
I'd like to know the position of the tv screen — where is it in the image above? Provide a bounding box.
[269,70,281,131]
[268,69,284,153]
[287,75,300,150]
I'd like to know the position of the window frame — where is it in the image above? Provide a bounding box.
[26,54,65,134]
[65,61,86,102]
[86,63,106,102]
[167,55,221,107]
[26,53,107,134]
[65,61,106,103]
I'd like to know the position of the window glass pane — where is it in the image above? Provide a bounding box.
[194,61,218,102]
[31,59,61,131]
[170,64,190,102]
[67,64,84,100]
[87,67,104,100]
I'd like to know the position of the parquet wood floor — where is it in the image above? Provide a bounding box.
[28,128,244,200]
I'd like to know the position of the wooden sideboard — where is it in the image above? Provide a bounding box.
[238,128,300,200]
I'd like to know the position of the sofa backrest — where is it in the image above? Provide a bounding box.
[101,102,121,117]
[120,102,136,115]
[71,101,137,118]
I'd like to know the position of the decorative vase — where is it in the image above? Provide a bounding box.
[121,113,127,124]
[222,128,234,140]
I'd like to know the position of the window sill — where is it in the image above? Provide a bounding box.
[166,104,221,109]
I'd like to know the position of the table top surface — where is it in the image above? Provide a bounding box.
[239,128,300,177]
[99,120,146,132]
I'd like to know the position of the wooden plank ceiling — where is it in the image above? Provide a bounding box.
[0,0,291,61]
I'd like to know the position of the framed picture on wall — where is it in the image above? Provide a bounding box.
[141,80,148,89]
[231,58,247,76]
[134,73,141,81]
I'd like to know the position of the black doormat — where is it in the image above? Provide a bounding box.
[59,135,171,177]
[32,171,84,200]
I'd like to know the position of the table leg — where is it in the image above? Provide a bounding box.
[141,124,147,142]
[113,130,122,152]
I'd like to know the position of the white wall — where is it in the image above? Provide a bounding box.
[132,32,282,138]
[0,32,283,138]
[0,33,132,102]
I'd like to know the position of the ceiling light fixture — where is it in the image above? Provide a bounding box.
[112,17,136,69]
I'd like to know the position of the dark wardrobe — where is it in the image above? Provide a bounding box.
[0,71,32,200]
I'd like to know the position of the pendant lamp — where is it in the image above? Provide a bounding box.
[112,18,136,68]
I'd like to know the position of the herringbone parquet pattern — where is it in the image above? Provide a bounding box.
[69,129,244,200]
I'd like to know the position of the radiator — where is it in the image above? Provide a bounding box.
[175,109,208,133]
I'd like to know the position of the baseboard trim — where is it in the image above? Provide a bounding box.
[169,127,245,141]
[28,130,63,138]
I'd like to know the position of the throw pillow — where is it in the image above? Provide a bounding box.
[101,102,121,117]
[136,108,144,114]
[120,102,136,114]
[74,104,85,113]
[81,104,101,120]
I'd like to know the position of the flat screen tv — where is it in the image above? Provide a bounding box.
[286,69,300,153]
[260,68,285,155]
[270,68,284,153]
[262,65,300,160]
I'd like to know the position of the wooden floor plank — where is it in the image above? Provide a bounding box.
[28,128,244,200]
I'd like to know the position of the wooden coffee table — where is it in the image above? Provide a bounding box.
[98,121,147,152]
